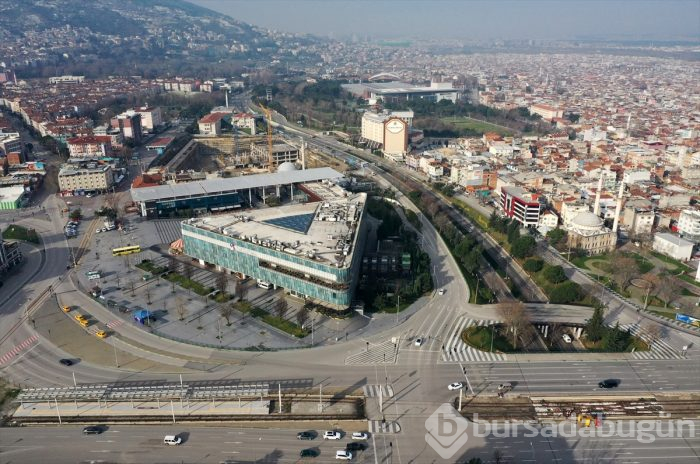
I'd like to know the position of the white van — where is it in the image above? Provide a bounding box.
[256,280,271,289]
[163,435,182,445]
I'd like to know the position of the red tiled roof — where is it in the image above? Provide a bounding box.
[199,113,223,124]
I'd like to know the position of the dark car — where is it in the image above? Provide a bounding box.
[598,379,619,389]
[300,448,319,458]
[59,359,73,366]
[82,426,103,435]
[297,431,316,440]
[346,442,367,452]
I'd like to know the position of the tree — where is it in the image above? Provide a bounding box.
[641,322,664,347]
[585,305,606,342]
[511,235,536,259]
[543,265,567,284]
[182,263,194,280]
[507,220,520,244]
[611,255,637,291]
[69,209,82,221]
[602,323,631,352]
[219,304,234,326]
[497,300,530,349]
[296,305,310,328]
[655,274,682,308]
[546,228,567,246]
[548,281,582,304]
[274,299,289,319]
[523,258,544,272]
[168,256,180,275]
[176,296,188,321]
[237,281,249,301]
[215,272,229,294]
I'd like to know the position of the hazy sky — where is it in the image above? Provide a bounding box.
[191,0,700,41]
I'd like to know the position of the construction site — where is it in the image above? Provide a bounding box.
[153,108,350,179]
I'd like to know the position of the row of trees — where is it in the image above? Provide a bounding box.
[413,191,494,302]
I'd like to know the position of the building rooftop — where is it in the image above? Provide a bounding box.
[0,185,25,202]
[185,187,366,268]
[131,167,342,203]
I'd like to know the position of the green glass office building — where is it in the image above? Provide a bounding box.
[181,188,367,310]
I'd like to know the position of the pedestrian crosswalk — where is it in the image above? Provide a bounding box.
[346,341,397,365]
[0,335,38,366]
[441,317,507,363]
[363,384,394,398]
[619,324,685,360]
[106,319,123,329]
[368,419,401,434]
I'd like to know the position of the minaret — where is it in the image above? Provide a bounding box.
[300,137,306,170]
[593,171,604,216]
[612,181,625,233]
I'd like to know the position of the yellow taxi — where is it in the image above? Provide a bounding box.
[95,330,108,339]
[62,305,71,313]
[74,314,87,323]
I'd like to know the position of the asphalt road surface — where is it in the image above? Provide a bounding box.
[0,425,377,464]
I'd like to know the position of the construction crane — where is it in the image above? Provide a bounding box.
[259,104,274,172]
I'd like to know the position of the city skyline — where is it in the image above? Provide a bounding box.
[192,0,700,41]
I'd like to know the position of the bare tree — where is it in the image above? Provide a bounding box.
[219,304,235,326]
[656,274,682,308]
[215,272,229,294]
[176,296,188,321]
[639,274,658,309]
[497,300,530,349]
[145,284,152,305]
[182,263,194,280]
[274,298,289,319]
[168,256,180,274]
[296,305,310,328]
[641,322,663,348]
[611,254,638,291]
[237,281,249,301]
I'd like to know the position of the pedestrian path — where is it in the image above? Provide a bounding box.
[363,384,394,398]
[368,419,401,434]
[440,317,507,363]
[0,335,39,366]
[619,323,685,360]
[106,319,124,329]
[345,341,397,365]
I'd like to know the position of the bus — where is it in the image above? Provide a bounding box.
[112,245,141,256]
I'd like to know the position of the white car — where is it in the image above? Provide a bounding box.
[324,431,342,440]
[438,288,445,295]
[414,338,423,347]
[448,382,464,391]
[95,229,101,234]
[163,435,182,445]
[562,334,572,343]
[351,432,368,440]
[335,450,353,460]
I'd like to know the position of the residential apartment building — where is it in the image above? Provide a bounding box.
[500,186,541,227]
[66,136,113,158]
[110,112,143,143]
[58,162,114,192]
[133,106,163,131]
[0,132,21,157]
[678,209,700,243]
[653,233,694,261]
[198,113,223,136]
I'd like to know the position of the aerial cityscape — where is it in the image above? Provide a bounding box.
[0,1,699,463]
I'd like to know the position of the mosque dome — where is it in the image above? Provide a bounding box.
[277,161,298,172]
[571,211,604,231]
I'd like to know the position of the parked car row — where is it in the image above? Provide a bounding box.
[65,220,79,237]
